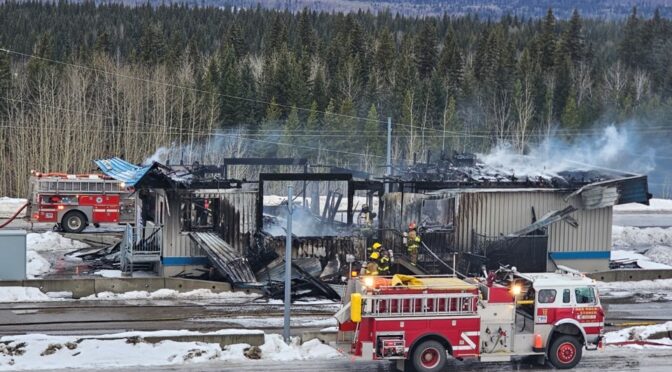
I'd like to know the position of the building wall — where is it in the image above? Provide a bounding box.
[453,190,611,272]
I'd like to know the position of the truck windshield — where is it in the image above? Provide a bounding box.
[575,287,596,304]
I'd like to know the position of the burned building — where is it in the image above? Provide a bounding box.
[379,154,651,273]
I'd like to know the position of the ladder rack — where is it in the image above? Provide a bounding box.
[363,292,478,318]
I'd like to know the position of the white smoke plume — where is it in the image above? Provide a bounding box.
[478,124,657,178]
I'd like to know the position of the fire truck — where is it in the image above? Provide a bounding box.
[27,172,135,233]
[335,270,604,371]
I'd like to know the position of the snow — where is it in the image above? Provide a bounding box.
[0,331,341,370]
[644,246,672,266]
[81,289,258,301]
[614,198,672,213]
[0,287,55,303]
[94,270,156,278]
[597,278,672,301]
[0,197,26,218]
[612,226,672,249]
[610,250,672,269]
[259,334,341,361]
[27,232,88,252]
[26,250,51,278]
[605,321,672,347]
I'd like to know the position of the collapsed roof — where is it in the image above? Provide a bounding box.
[388,152,650,206]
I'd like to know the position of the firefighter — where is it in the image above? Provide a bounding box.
[406,222,421,265]
[365,251,380,276]
[369,241,382,255]
[378,250,391,276]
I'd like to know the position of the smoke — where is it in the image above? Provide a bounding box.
[478,123,657,179]
[142,129,250,167]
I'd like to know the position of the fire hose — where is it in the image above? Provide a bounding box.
[0,202,29,229]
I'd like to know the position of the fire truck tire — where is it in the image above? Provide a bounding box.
[548,335,582,369]
[62,211,87,233]
[411,340,448,372]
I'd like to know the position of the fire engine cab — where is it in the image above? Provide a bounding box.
[335,270,604,371]
[27,172,135,233]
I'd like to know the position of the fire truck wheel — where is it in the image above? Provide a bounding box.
[62,211,87,233]
[411,340,448,372]
[548,335,583,369]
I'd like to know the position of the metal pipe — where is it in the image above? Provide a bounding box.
[283,185,294,343]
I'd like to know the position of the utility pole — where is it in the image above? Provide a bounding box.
[386,117,392,193]
[283,185,294,343]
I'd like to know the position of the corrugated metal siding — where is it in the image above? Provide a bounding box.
[159,189,205,258]
[217,190,257,255]
[455,190,612,254]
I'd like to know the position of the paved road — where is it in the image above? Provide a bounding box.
[53,348,672,371]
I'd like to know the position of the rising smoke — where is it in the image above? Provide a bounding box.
[478,123,657,179]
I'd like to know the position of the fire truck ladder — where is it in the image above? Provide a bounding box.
[34,178,121,194]
[364,292,478,318]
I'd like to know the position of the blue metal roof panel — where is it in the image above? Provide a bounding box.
[94,157,155,187]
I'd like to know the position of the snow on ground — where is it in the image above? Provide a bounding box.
[0,287,55,303]
[0,331,341,371]
[24,232,89,278]
[610,250,672,269]
[614,198,672,213]
[605,321,672,348]
[0,197,27,218]
[80,288,259,301]
[191,316,337,328]
[94,270,156,278]
[612,226,672,249]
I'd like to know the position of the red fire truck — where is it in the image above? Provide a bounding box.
[27,172,135,233]
[335,270,604,371]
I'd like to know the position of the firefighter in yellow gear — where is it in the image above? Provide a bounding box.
[365,251,380,275]
[378,250,391,275]
[369,241,382,255]
[407,222,421,265]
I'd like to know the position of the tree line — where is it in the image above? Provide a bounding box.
[1,2,672,196]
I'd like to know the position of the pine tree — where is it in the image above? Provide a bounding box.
[619,7,641,68]
[217,45,242,127]
[564,9,584,65]
[258,97,282,157]
[138,24,167,66]
[561,94,579,130]
[375,28,395,80]
[94,31,112,55]
[437,30,464,98]
[415,21,438,80]
[298,8,317,56]
[228,22,248,59]
[539,8,557,71]
[281,105,301,157]
[364,104,383,157]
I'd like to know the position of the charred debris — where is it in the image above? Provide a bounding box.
[89,153,650,300]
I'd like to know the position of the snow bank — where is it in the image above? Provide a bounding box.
[645,246,672,266]
[605,321,672,347]
[27,232,89,252]
[94,270,156,278]
[0,197,27,218]
[612,226,672,249]
[81,288,257,301]
[0,287,54,303]
[611,250,672,269]
[0,331,341,370]
[259,334,341,361]
[614,198,672,213]
[26,251,51,278]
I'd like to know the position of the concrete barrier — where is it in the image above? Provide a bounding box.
[143,333,264,347]
[587,269,672,282]
[0,277,238,298]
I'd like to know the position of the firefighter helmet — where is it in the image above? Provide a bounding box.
[372,242,382,250]
[370,251,380,260]
[409,222,417,230]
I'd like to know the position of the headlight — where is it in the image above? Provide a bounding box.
[511,284,522,296]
